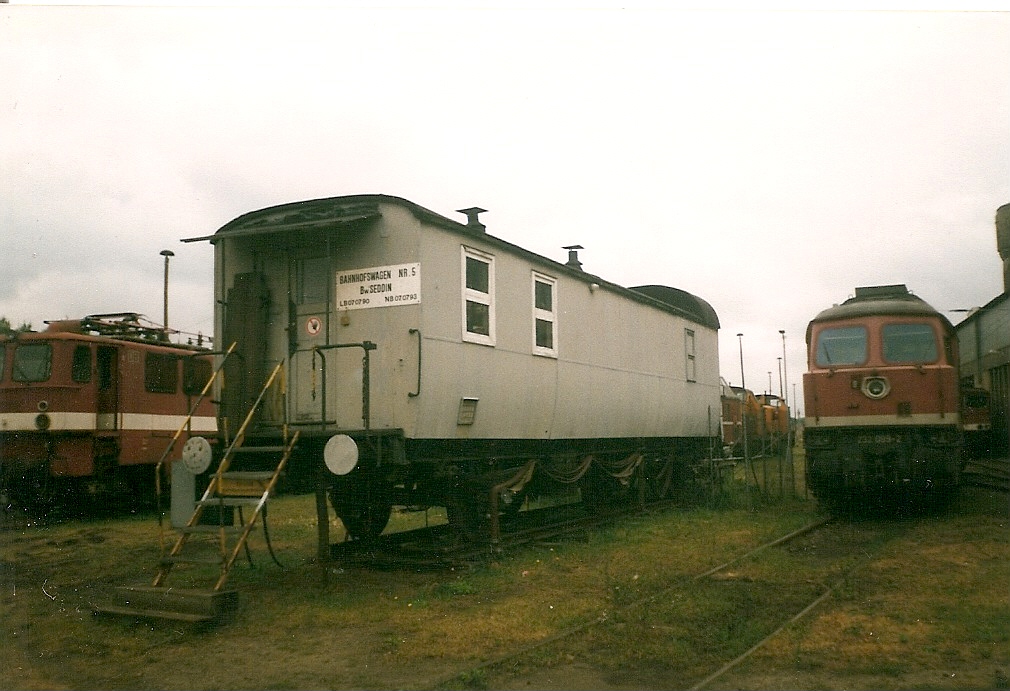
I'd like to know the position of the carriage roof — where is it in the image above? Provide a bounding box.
[185,193,720,330]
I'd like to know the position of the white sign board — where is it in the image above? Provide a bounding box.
[335,263,420,311]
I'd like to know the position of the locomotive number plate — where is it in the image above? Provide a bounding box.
[858,433,899,445]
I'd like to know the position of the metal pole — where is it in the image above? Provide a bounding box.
[780,329,794,497]
[778,357,783,399]
[738,333,753,502]
[160,249,174,340]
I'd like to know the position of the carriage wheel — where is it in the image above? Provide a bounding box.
[328,475,392,541]
[579,470,631,510]
[446,486,490,544]
[333,500,392,541]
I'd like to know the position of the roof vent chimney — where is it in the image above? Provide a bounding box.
[457,207,487,233]
[563,245,584,271]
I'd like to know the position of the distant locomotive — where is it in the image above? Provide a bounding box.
[802,285,963,506]
[720,384,789,457]
[0,313,216,513]
[185,194,723,541]
[960,385,992,458]
[754,392,789,453]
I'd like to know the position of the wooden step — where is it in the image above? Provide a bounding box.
[93,604,214,624]
[181,524,245,535]
[161,553,224,566]
[221,471,277,480]
[216,472,274,497]
[93,585,238,624]
[197,497,263,508]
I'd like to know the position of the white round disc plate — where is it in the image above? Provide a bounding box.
[181,436,213,475]
[324,434,359,476]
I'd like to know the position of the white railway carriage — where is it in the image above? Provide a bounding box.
[185,194,721,540]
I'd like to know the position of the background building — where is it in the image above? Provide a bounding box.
[954,203,1010,455]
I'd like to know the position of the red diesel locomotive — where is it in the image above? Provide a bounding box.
[0,313,216,513]
[802,285,963,506]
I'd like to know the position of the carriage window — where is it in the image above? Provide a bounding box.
[814,326,867,367]
[72,345,92,383]
[882,323,938,364]
[12,343,52,382]
[685,329,696,382]
[294,256,329,304]
[532,272,557,357]
[462,247,495,345]
[145,352,179,393]
[962,388,989,409]
[183,357,213,395]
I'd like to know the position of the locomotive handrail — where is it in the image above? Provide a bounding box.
[408,328,421,398]
[154,341,237,550]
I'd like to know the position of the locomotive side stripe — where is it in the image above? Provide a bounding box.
[805,412,961,428]
[0,412,217,433]
[120,413,218,433]
[0,411,96,430]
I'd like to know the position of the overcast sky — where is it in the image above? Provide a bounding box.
[3,2,1008,414]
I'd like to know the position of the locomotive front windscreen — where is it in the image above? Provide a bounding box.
[881,323,938,364]
[814,326,867,367]
[12,343,52,382]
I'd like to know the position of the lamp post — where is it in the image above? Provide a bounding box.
[160,249,174,341]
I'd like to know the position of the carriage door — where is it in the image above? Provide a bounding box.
[290,256,330,425]
[222,272,271,432]
[96,346,119,430]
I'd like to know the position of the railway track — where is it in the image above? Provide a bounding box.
[419,512,923,691]
[962,455,1010,492]
[328,498,667,571]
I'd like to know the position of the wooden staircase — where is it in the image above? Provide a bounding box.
[95,361,298,624]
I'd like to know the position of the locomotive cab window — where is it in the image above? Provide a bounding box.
[462,246,495,345]
[183,357,213,395]
[882,323,938,364]
[145,352,179,393]
[814,326,867,367]
[12,343,52,382]
[532,272,557,357]
[72,345,92,383]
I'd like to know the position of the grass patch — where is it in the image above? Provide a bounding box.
[2,467,1006,691]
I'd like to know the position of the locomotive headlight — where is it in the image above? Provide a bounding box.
[35,413,51,430]
[861,376,890,400]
